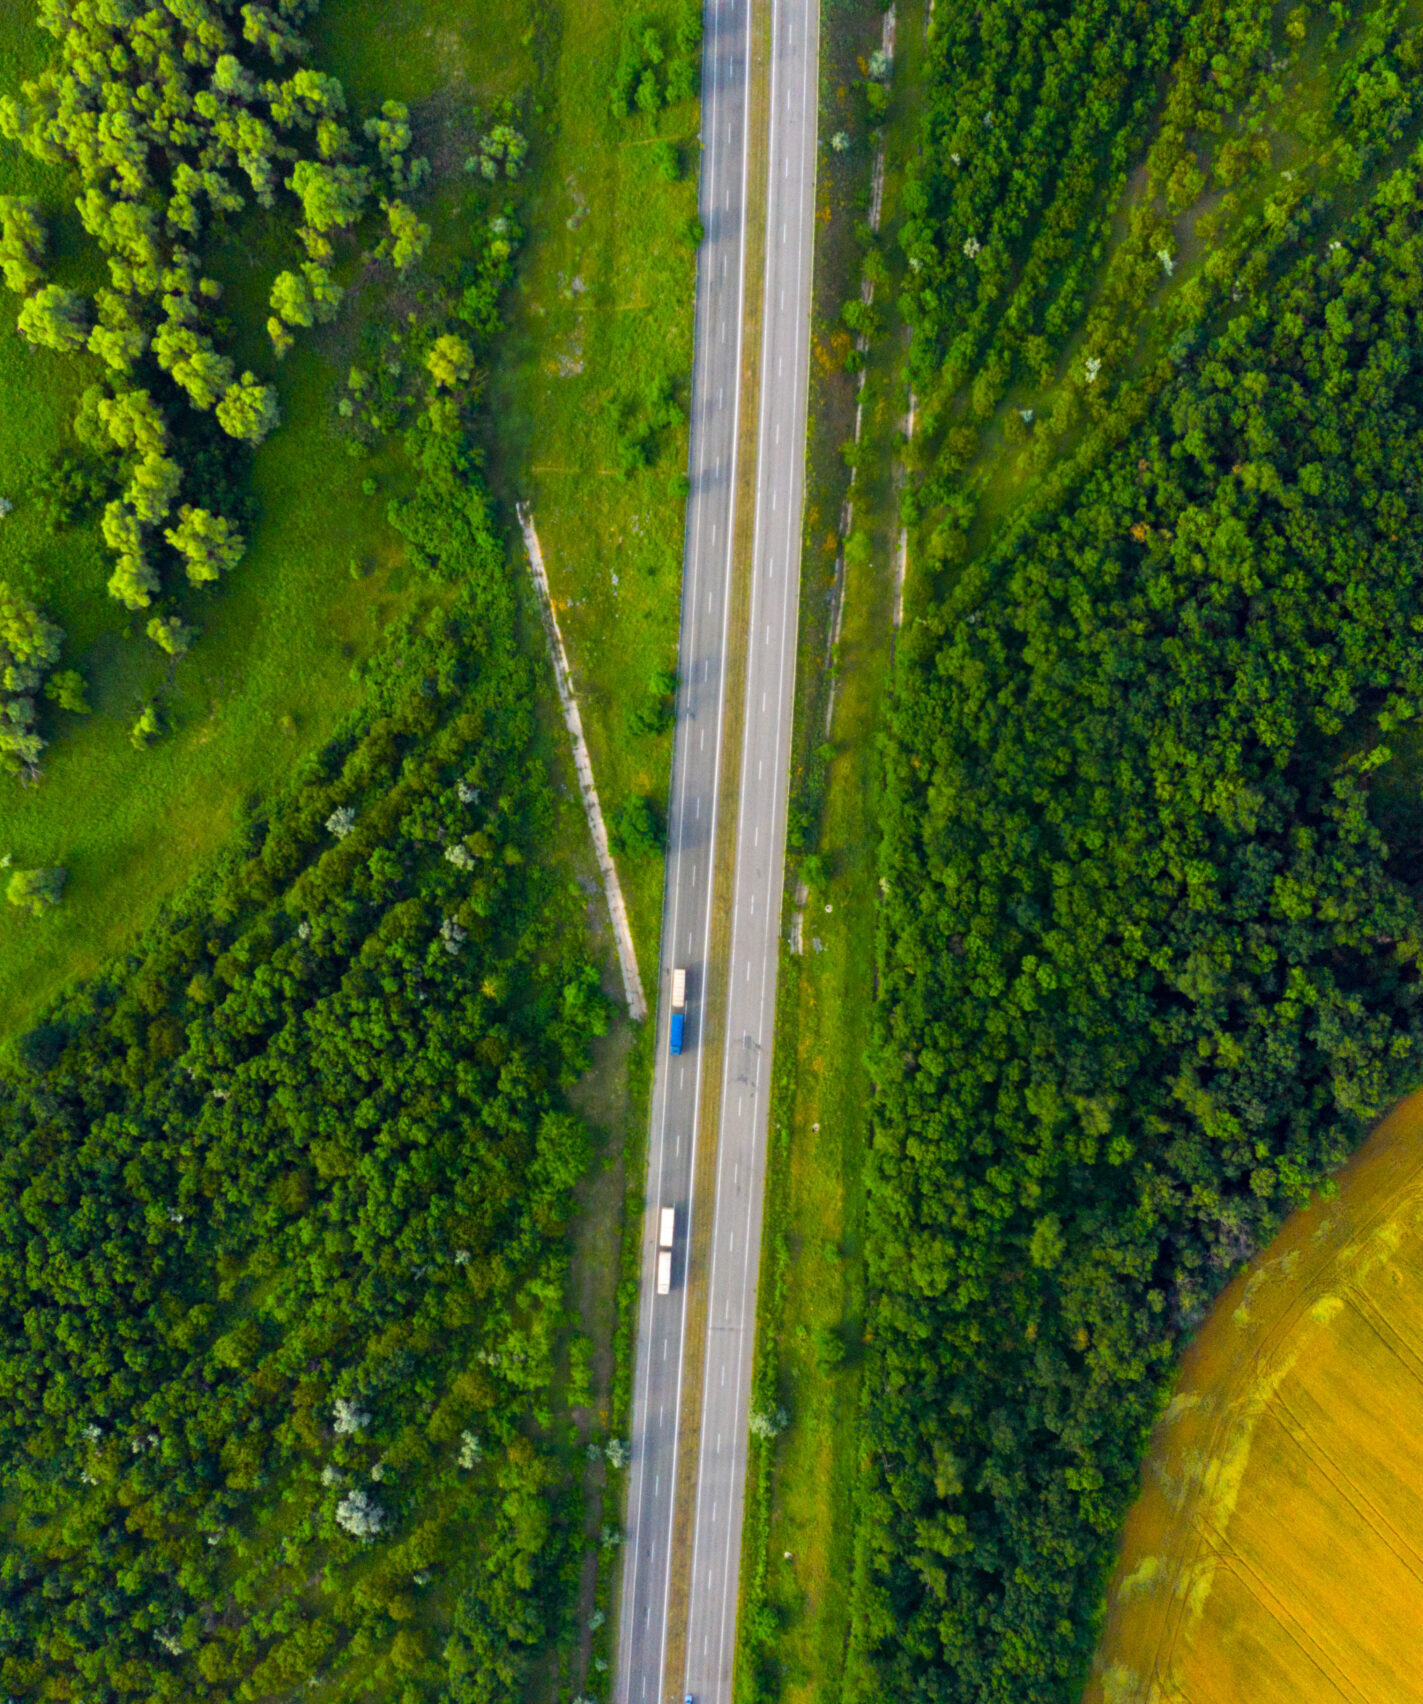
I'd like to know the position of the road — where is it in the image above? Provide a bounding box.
[615,2,819,1703]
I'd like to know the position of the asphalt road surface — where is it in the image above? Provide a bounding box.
[615,2,819,1703]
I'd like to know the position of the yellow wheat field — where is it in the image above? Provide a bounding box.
[1085,1090,1423,1704]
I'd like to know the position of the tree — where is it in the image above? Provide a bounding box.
[130,703,161,748]
[473,125,528,181]
[165,505,245,585]
[0,581,63,775]
[44,669,90,714]
[146,615,197,657]
[106,551,161,611]
[126,452,183,525]
[216,372,280,445]
[153,320,235,410]
[0,196,45,293]
[270,267,316,328]
[88,290,148,373]
[425,334,474,390]
[5,866,65,913]
[0,580,63,695]
[288,159,370,234]
[16,284,88,352]
[99,389,168,456]
[383,200,430,273]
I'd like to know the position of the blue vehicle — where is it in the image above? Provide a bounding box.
[669,967,687,1055]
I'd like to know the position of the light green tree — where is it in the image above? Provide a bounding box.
[383,200,430,273]
[165,505,245,585]
[146,614,197,657]
[288,159,369,234]
[6,866,66,913]
[88,290,148,373]
[130,703,162,748]
[99,389,168,456]
[216,372,280,445]
[425,334,474,390]
[17,283,88,352]
[0,196,45,294]
[126,452,182,525]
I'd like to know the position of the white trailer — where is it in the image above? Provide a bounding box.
[656,1248,673,1295]
[659,1206,676,1249]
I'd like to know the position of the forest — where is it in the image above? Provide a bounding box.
[0,2,620,1701]
[0,419,608,1700]
[847,0,1423,1700]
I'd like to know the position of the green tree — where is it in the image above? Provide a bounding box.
[288,158,370,234]
[216,372,280,445]
[16,283,88,352]
[383,200,431,273]
[165,506,245,585]
[146,614,197,657]
[43,669,90,714]
[0,195,45,293]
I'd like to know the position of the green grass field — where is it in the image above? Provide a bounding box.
[0,0,693,1041]
[485,6,700,969]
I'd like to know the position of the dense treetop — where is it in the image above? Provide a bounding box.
[846,4,1423,1700]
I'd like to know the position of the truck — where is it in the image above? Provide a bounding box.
[669,966,687,1055]
[656,1206,676,1296]
[657,1206,678,1295]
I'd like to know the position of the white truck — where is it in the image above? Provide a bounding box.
[656,1205,676,1295]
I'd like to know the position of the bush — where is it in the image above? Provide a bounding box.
[610,794,664,858]
[5,866,65,913]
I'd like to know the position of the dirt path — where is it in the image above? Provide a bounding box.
[518,502,648,1023]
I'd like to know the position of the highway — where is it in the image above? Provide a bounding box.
[615,2,819,1703]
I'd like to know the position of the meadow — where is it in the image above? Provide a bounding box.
[1088,1088,1423,1704]
[0,0,694,1038]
